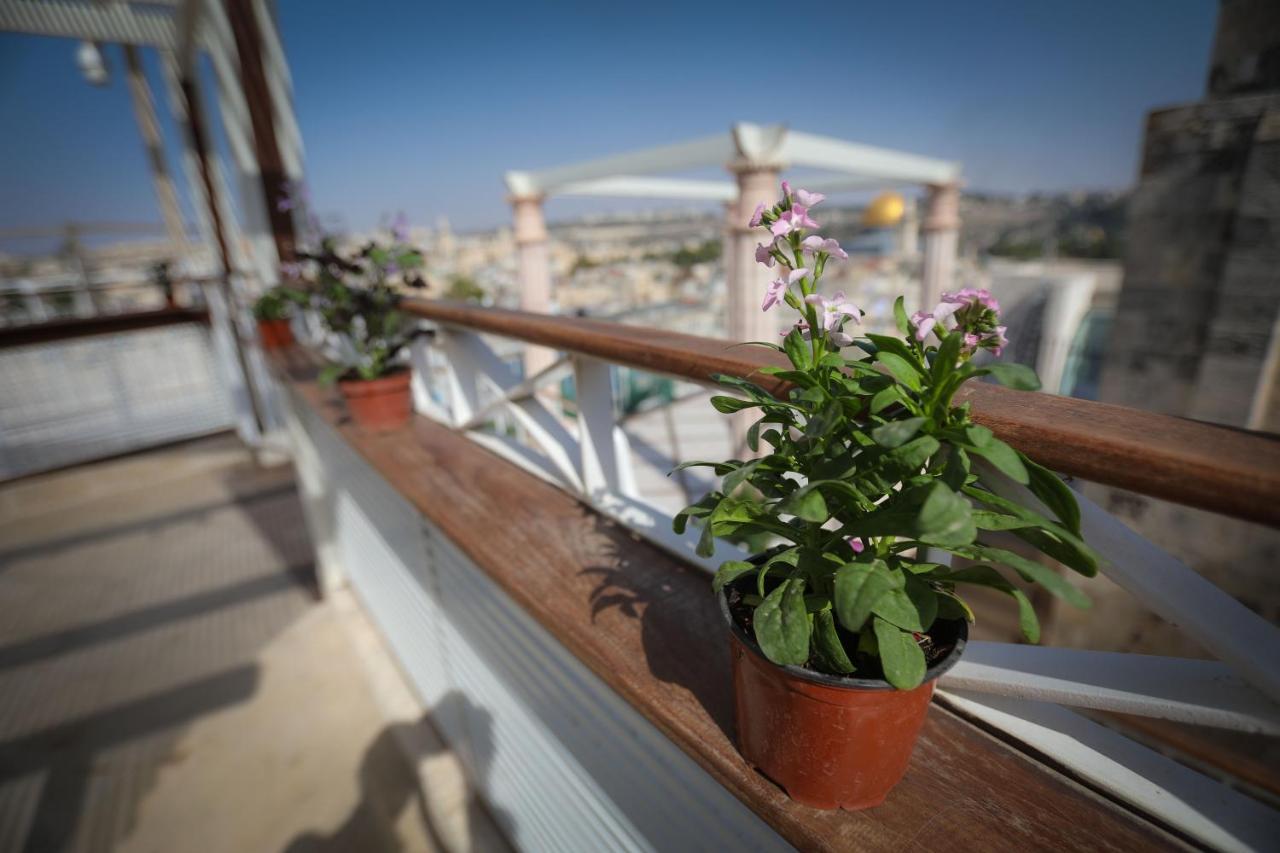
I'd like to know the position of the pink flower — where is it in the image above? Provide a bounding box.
[801,235,848,260]
[910,310,936,342]
[781,180,792,201]
[762,267,808,311]
[754,241,775,267]
[805,291,861,346]
[770,205,820,237]
[749,202,766,228]
[943,288,1000,313]
[847,537,866,554]
[792,187,826,207]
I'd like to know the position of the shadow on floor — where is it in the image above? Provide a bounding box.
[0,666,260,853]
[281,692,512,853]
[0,567,314,672]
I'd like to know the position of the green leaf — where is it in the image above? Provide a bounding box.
[866,334,926,371]
[915,483,976,546]
[871,582,924,632]
[869,385,902,414]
[780,485,828,523]
[983,362,1041,391]
[811,609,856,674]
[710,395,752,413]
[746,418,762,452]
[935,590,974,623]
[722,459,762,494]
[783,327,812,370]
[712,560,756,594]
[931,331,964,385]
[893,295,910,336]
[874,617,926,689]
[754,578,811,666]
[905,573,940,631]
[871,417,925,448]
[834,560,900,633]
[1012,527,1099,578]
[943,566,1040,643]
[962,428,1029,484]
[877,352,922,391]
[963,485,1097,576]
[696,520,715,557]
[1023,455,1082,535]
[942,445,971,491]
[318,363,347,385]
[951,545,1088,609]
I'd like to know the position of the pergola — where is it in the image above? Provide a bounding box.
[504,122,963,365]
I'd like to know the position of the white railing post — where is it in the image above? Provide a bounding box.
[574,357,624,497]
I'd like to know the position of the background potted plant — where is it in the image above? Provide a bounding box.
[306,228,427,431]
[673,183,1097,811]
[252,283,308,349]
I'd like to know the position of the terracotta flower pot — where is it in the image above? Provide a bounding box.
[721,589,966,811]
[339,369,412,432]
[257,318,294,349]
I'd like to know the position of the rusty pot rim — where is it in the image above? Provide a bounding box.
[719,583,967,692]
[337,366,411,395]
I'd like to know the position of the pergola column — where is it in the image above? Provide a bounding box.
[511,194,555,378]
[728,165,780,347]
[727,164,779,456]
[920,181,960,310]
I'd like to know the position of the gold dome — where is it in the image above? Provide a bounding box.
[861,191,906,228]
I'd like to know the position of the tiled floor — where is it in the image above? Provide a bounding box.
[0,436,433,852]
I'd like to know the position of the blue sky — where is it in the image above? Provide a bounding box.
[1,0,1217,245]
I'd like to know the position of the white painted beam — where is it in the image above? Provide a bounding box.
[938,690,1280,853]
[0,0,176,47]
[942,642,1280,734]
[802,171,909,195]
[506,131,737,197]
[783,130,960,184]
[555,176,737,202]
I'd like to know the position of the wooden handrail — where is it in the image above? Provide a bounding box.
[400,297,1280,528]
[0,308,210,349]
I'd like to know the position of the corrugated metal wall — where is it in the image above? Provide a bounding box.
[289,397,794,853]
[0,326,233,478]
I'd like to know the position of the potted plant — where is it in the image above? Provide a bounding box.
[673,182,1096,811]
[308,230,427,431]
[252,284,308,349]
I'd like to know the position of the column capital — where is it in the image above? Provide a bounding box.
[922,181,962,232]
[509,194,547,244]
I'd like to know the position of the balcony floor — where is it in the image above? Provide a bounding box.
[0,436,436,853]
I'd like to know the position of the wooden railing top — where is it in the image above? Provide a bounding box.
[402,297,1280,528]
[0,307,210,349]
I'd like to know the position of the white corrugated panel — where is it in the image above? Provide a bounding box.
[0,326,234,478]
[291,409,794,853]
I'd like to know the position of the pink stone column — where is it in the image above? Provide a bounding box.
[728,166,781,347]
[920,182,960,311]
[511,194,555,378]
[727,165,780,456]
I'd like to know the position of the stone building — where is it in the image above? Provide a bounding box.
[1059,0,1280,656]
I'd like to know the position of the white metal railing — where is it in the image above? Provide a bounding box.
[278,305,1280,850]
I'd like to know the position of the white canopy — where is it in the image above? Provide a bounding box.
[504,122,961,201]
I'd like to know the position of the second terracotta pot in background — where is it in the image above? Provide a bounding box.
[257,318,294,349]
[339,369,412,432]
[723,591,966,811]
